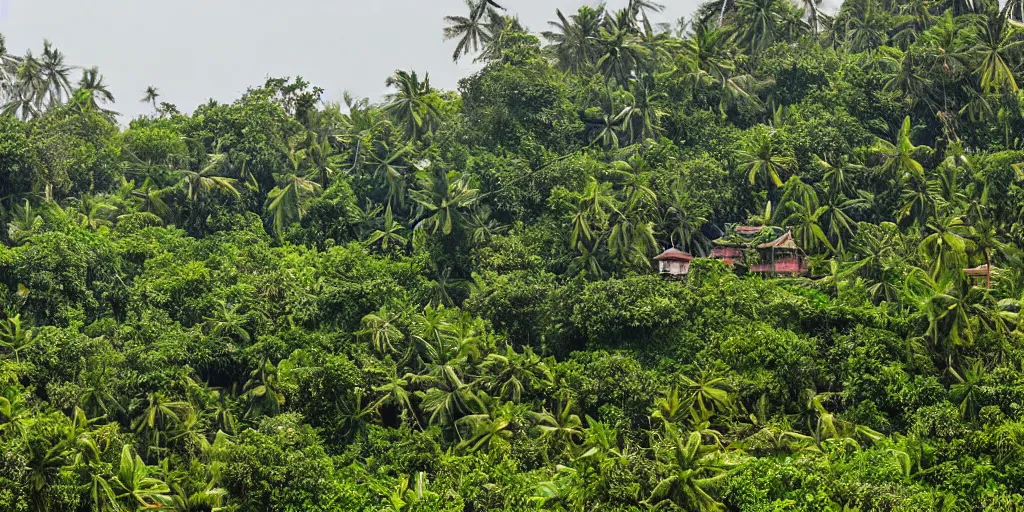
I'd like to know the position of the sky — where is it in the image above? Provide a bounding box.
[0,0,839,121]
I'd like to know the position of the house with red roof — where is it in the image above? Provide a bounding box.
[653,248,695,278]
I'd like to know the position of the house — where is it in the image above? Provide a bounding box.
[654,248,695,278]
[710,245,745,266]
[710,225,779,266]
[750,231,808,276]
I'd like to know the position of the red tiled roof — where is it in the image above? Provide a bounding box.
[757,231,800,250]
[654,248,695,261]
[735,226,765,235]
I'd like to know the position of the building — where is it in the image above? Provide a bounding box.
[750,231,808,276]
[710,245,745,266]
[710,225,778,266]
[964,263,999,289]
[654,248,695,278]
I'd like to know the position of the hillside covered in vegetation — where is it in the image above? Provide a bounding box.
[3,0,1024,510]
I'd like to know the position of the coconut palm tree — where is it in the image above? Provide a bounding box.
[679,370,735,421]
[969,4,1024,94]
[681,20,738,87]
[919,9,967,77]
[543,6,606,73]
[74,194,119,231]
[131,392,192,450]
[1,87,41,120]
[905,268,975,350]
[739,126,796,189]
[873,116,931,182]
[411,170,480,236]
[359,303,408,356]
[480,346,553,403]
[842,0,889,55]
[584,92,624,149]
[611,210,658,261]
[0,35,20,101]
[950,359,988,420]
[265,173,322,240]
[40,41,73,107]
[301,133,343,187]
[645,426,728,511]
[385,70,441,141]
[413,362,479,427]
[615,77,666,143]
[1008,0,1024,21]
[141,86,160,110]
[476,12,526,63]
[820,191,870,255]
[73,67,117,121]
[466,206,509,244]
[162,473,227,512]
[203,300,255,344]
[14,50,45,103]
[892,0,936,46]
[456,397,522,453]
[733,0,802,57]
[2,51,45,120]
[966,218,1005,289]
[175,162,241,206]
[919,213,973,278]
[596,9,651,87]
[367,142,413,210]
[443,0,497,63]
[881,47,933,108]
[780,185,832,253]
[658,178,710,254]
[243,356,286,417]
[365,205,409,253]
[94,446,171,511]
[370,369,421,428]
[130,178,173,222]
[570,178,618,251]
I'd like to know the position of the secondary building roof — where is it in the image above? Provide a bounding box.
[654,248,695,262]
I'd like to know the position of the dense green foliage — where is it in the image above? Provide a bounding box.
[3,0,1024,509]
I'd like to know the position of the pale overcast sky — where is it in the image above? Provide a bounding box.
[0,0,839,121]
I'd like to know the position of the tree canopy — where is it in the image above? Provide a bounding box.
[3,0,1024,510]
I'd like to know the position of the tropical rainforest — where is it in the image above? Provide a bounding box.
[2,0,1024,509]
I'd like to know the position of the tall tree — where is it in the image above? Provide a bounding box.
[597,9,651,86]
[412,170,480,236]
[873,117,931,182]
[645,426,728,511]
[265,173,322,240]
[141,86,160,110]
[443,0,497,63]
[739,126,796,189]
[919,213,973,278]
[543,6,606,73]
[733,0,803,57]
[40,41,73,107]
[384,70,441,141]
[969,4,1024,94]
[615,77,666,143]
[73,67,117,121]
